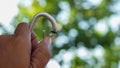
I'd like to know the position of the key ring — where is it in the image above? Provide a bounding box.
[30,12,57,38]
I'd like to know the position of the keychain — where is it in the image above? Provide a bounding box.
[29,12,57,38]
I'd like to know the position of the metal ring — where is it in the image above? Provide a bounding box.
[30,12,57,38]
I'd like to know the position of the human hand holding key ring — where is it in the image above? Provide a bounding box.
[30,12,57,38]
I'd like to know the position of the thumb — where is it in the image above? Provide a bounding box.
[31,37,51,68]
[14,23,31,39]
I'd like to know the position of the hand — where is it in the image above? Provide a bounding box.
[0,23,51,68]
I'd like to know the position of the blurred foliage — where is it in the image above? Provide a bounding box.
[2,0,120,68]
[71,56,89,68]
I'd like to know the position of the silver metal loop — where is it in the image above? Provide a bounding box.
[30,12,57,38]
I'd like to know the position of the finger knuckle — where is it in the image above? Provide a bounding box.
[15,36,24,43]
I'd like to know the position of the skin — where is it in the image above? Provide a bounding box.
[0,23,51,68]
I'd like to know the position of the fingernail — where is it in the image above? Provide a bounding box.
[44,37,51,46]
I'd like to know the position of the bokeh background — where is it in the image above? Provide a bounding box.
[0,0,120,68]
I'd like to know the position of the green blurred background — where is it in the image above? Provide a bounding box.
[0,0,120,68]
